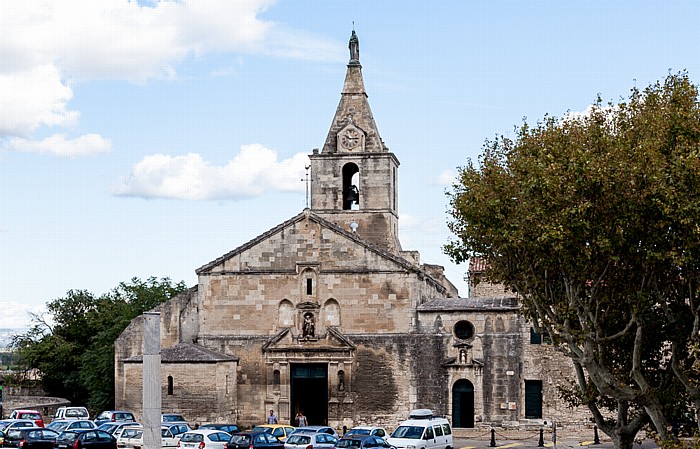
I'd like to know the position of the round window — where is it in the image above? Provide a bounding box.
[453,320,475,340]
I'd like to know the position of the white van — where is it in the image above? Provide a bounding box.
[388,409,452,449]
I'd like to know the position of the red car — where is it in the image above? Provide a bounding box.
[8,410,44,428]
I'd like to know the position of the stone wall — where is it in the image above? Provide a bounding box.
[520,322,590,425]
[121,360,237,424]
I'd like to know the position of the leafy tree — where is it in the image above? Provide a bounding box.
[445,73,700,449]
[12,277,187,413]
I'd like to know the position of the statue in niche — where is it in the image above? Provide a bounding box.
[302,312,316,338]
[459,349,467,364]
[338,370,345,391]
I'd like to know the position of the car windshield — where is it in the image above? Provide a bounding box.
[48,423,69,432]
[181,434,203,443]
[66,409,87,418]
[6,429,25,439]
[58,433,80,443]
[286,435,311,445]
[22,413,41,420]
[121,429,141,438]
[163,415,185,422]
[115,413,134,421]
[335,439,362,448]
[390,427,423,439]
[229,435,251,444]
[346,430,370,436]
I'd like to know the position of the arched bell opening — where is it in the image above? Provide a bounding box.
[342,163,360,210]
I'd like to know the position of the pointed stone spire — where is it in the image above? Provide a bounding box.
[321,31,385,154]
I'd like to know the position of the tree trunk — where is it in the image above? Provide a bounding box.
[609,429,637,449]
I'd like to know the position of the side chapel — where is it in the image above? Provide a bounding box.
[115,31,588,429]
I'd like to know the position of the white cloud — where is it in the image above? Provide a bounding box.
[7,134,111,157]
[0,300,45,330]
[0,65,79,136]
[0,0,343,152]
[436,169,457,186]
[113,144,309,200]
[563,103,620,123]
[0,0,342,82]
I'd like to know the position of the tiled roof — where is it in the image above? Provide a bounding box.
[469,257,489,273]
[124,342,238,363]
[417,296,519,312]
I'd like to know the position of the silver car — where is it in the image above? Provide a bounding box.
[285,431,338,449]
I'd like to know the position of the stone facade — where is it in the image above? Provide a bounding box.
[114,32,590,430]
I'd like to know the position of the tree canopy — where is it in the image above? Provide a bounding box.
[12,277,187,413]
[446,73,700,449]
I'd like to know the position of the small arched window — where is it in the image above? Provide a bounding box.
[167,375,174,395]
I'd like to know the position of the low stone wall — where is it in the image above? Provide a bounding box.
[0,395,70,421]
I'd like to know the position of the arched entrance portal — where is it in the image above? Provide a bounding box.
[290,364,328,425]
[452,379,474,428]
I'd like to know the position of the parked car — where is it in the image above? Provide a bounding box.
[198,425,240,435]
[284,431,337,449]
[53,408,90,421]
[343,428,388,440]
[112,425,142,443]
[225,431,284,449]
[178,430,231,449]
[54,430,116,449]
[94,412,136,427]
[0,427,58,449]
[0,420,39,431]
[290,427,339,439]
[0,420,39,442]
[115,427,143,449]
[162,424,191,448]
[386,410,452,449]
[162,415,188,425]
[8,411,44,428]
[97,423,140,437]
[48,420,96,433]
[252,426,296,442]
[333,436,395,449]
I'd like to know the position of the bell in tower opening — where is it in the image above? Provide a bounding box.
[342,163,360,210]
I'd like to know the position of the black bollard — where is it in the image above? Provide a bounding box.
[593,425,600,445]
[537,427,545,447]
[490,428,496,447]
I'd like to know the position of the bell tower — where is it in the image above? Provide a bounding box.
[309,31,401,253]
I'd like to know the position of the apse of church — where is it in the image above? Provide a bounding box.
[114,31,589,430]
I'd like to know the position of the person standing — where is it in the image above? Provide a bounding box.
[267,409,278,424]
[297,411,308,427]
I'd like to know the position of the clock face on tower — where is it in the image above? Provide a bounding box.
[339,128,361,150]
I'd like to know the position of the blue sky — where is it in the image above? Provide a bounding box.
[2,1,700,329]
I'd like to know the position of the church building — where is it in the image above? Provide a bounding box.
[115,31,587,430]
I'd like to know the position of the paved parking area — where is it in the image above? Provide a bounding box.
[452,428,659,449]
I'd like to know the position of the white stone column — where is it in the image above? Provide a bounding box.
[143,312,162,449]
